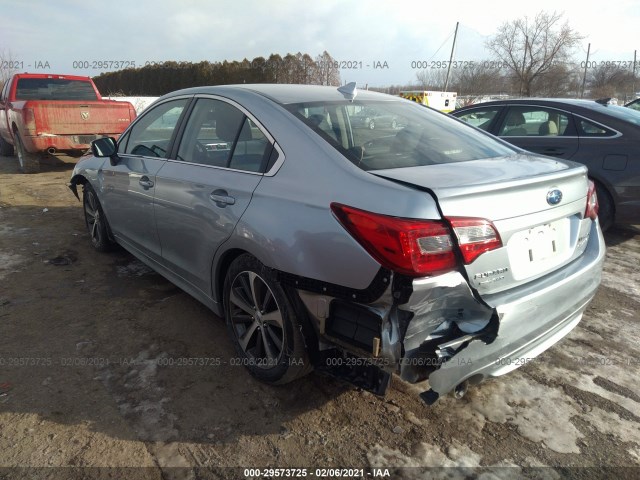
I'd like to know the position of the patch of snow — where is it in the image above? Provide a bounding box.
[105,96,159,114]
[0,251,24,279]
[116,260,155,277]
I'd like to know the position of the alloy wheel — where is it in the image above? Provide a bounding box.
[84,190,103,245]
[228,271,284,368]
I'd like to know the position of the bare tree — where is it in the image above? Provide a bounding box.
[588,63,635,98]
[415,68,449,90]
[314,51,340,86]
[528,62,581,97]
[0,49,19,90]
[455,61,507,96]
[486,11,583,96]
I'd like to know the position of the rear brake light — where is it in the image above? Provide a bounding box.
[23,108,36,133]
[331,203,456,277]
[447,218,503,264]
[585,180,599,221]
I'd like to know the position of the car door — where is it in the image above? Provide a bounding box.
[100,97,190,261]
[495,105,579,159]
[153,97,271,297]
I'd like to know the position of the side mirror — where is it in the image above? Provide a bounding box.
[91,137,120,165]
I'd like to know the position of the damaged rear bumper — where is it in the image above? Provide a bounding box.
[405,220,605,401]
[296,221,604,402]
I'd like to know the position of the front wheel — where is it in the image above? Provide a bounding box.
[83,183,115,252]
[14,133,40,173]
[224,254,310,385]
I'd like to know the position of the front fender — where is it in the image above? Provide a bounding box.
[68,174,87,201]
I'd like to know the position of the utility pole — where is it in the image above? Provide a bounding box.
[580,43,590,99]
[444,22,459,92]
[633,50,637,99]
[519,35,528,96]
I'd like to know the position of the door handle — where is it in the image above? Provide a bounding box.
[139,176,154,189]
[542,148,564,156]
[210,189,235,207]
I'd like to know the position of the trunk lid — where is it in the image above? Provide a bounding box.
[374,154,593,295]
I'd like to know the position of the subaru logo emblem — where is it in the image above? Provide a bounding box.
[546,189,563,205]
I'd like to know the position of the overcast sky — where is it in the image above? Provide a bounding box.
[2,0,638,87]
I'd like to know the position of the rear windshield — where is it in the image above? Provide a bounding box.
[592,103,640,126]
[285,100,515,170]
[15,78,98,101]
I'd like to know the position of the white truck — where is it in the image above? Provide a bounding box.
[399,91,457,112]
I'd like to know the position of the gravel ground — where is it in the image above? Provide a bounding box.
[0,155,639,480]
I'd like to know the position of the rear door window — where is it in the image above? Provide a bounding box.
[498,107,572,137]
[176,98,273,172]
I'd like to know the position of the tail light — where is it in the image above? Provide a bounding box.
[447,218,503,264]
[585,180,599,221]
[331,204,503,277]
[331,203,456,276]
[23,108,36,134]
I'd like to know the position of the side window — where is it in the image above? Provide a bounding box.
[177,98,272,172]
[228,118,272,172]
[577,118,616,137]
[124,99,188,157]
[499,107,570,137]
[455,108,500,131]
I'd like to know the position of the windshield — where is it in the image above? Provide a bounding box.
[16,78,98,101]
[286,100,515,171]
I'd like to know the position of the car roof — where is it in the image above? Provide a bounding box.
[163,83,399,105]
[457,98,608,108]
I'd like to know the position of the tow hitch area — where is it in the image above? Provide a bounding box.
[315,350,391,396]
[409,316,500,406]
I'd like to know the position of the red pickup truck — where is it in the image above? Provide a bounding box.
[0,73,136,173]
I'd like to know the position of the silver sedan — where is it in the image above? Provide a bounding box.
[69,83,605,404]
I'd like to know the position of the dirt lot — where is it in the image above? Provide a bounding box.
[0,155,639,480]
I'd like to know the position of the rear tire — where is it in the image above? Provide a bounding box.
[0,135,14,156]
[14,133,40,173]
[595,182,614,232]
[83,183,114,252]
[224,254,311,385]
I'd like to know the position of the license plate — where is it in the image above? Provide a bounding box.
[525,224,558,262]
[506,218,570,281]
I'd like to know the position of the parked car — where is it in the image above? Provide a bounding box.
[0,73,136,173]
[625,98,640,111]
[350,106,398,129]
[69,84,604,404]
[452,98,640,230]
